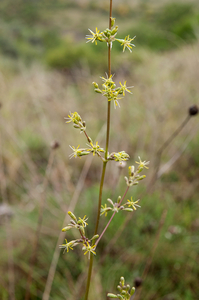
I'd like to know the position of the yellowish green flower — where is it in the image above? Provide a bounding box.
[69,145,90,159]
[101,203,110,217]
[87,141,104,156]
[86,27,104,45]
[82,242,96,258]
[100,74,115,86]
[116,35,136,52]
[65,112,82,124]
[78,215,88,227]
[69,145,81,159]
[60,239,74,253]
[135,156,150,171]
[119,81,133,96]
[127,197,141,210]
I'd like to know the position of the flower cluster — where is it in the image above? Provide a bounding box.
[93,75,133,108]
[101,196,140,217]
[66,112,106,160]
[60,211,99,258]
[108,151,130,163]
[125,156,149,187]
[65,112,86,132]
[86,18,135,53]
[87,141,105,156]
[66,112,131,163]
[86,25,119,48]
[69,140,105,160]
[107,276,135,300]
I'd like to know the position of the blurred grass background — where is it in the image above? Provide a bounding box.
[0,0,199,299]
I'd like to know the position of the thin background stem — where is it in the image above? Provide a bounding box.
[25,149,56,300]
[148,115,190,191]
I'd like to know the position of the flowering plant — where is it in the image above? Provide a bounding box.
[60,1,149,299]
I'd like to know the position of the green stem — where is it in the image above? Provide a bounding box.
[84,1,113,299]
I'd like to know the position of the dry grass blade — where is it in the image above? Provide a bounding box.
[25,149,56,300]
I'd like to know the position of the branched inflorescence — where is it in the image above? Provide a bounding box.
[61,13,149,300]
[93,75,133,108]
[65,110,131,163]
[107,276,135,300]
[101,157,149,216]
[60,211,99,259]
[86,18,135,52]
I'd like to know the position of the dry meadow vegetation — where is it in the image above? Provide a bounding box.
[0,1,199,300]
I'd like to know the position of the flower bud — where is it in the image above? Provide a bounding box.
[70,220,76,225]
[117,196,121,203]
[111,25,118,35]
[92,82,99,88]
[73,124,80,129]
[62,226,72,232]
[95,88,102,94]
[68,211,77,222]
[124,208,134,212]
[110,17,116,27]
[137,166,143,173]
[104,28,111,37]
[137,175,146,181]
[78,151,90,157]
[130,287,135,295]
[120,277,125,286]
[129,166,135,177]
[91,234,99,241]
[103,29,108,36]
[107,198,114,205]
[107,294,118,298]
[121,290,127,295]
[117,285,122,292]
[124,176,129,186]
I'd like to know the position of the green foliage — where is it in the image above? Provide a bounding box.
[126,2,199,52]
[0,0,199,68]
[45,40,108,71]
[155,2,197,41]
[128,22,175,51]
